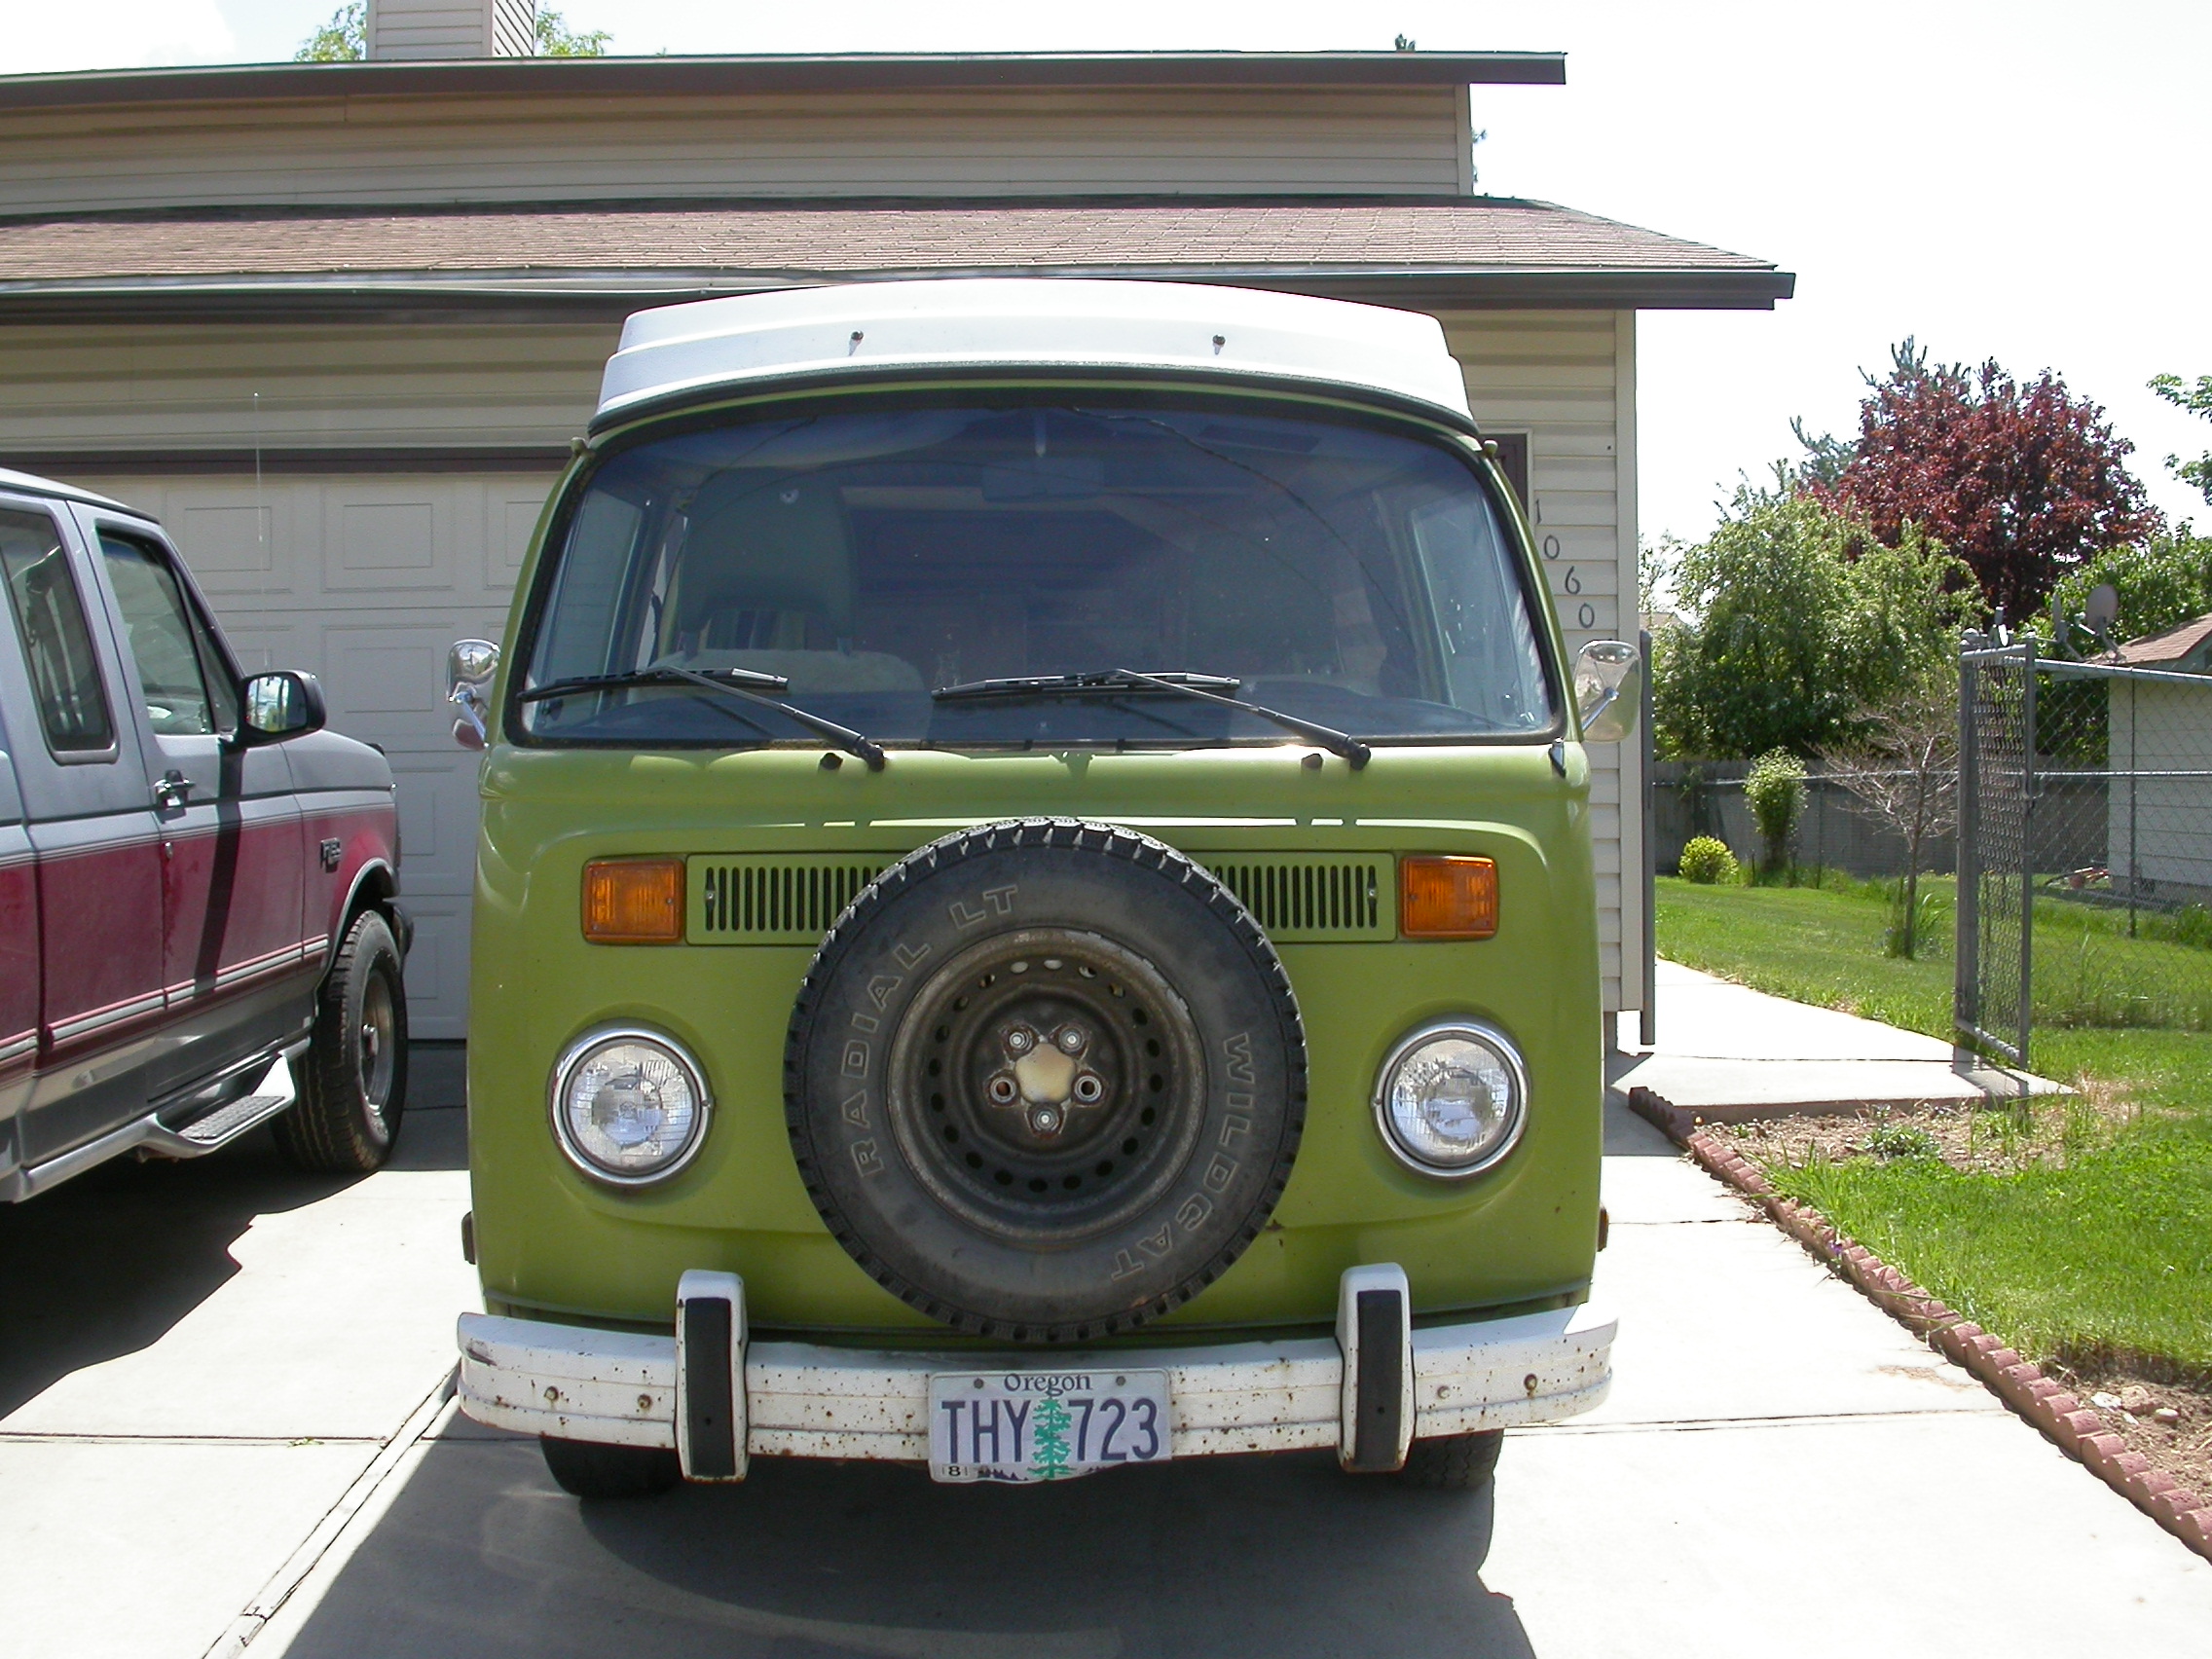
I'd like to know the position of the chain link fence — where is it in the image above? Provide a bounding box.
[1956,637,2212,1069]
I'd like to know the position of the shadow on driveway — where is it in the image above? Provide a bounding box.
[282,1431,1534,1659]
[0,1044,465,1419]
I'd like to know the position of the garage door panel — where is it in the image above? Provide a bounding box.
[494,492,553,586]
[323,490,455,593]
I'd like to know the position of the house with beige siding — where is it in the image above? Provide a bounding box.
[0,33,1791,1038]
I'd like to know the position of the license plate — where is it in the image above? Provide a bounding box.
[928,1368,1171,1484]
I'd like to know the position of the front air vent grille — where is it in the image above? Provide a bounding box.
[687,856,893,944]
[684,851,1394,945]
[1204,856,1395,941]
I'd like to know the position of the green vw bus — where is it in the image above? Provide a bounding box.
[453,278,1634,1500]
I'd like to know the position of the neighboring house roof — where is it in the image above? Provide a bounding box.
[593,277,1477,431]
[2115,611,2212,672]
[0,52,1568,113]
[0,197,1793,319]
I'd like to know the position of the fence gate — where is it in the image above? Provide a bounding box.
[1957,634,2212,1071]
[1957,641,2036,1064]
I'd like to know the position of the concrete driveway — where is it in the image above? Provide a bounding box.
[4,1041,2209,1659]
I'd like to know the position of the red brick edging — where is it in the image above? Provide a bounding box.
[1626,1086,2212,1562]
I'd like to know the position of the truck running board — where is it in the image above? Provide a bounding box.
[142,1058,301,1157]
[10,1048,304,1198]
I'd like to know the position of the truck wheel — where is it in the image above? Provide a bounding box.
[787,819,1306,1344]
[274,908,408,1173]
[1397,1430,1503,1492]
[539,1436,682,1501]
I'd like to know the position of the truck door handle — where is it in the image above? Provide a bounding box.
[153,770,194,810]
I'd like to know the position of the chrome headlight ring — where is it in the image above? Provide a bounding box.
[1371,1016,1529,1179]
[548,1024,714,1187]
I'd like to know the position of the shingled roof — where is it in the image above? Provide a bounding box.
[0,197,1794,318]
[2116,611,2212,672]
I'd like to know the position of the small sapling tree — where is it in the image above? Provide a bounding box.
[1823,678,1959,958]
[1744,749,1808,879]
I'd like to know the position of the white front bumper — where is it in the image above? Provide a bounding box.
[457,1300,1614,1462]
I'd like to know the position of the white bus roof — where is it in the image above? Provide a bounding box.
[592,278,1476,432]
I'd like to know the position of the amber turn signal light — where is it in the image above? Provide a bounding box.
[1399,856,1498,940]
[582,858,684,944]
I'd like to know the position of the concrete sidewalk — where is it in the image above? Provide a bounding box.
[1610,959,2065,1117]
[5,1028,2210,1658]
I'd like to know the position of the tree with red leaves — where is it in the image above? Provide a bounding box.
[1819,342,2159,619]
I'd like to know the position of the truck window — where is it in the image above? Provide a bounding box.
[0,508,115,756]
[98,535,240,737]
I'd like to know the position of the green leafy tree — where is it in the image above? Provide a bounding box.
[1744,748,1808,876]
[535,9,610,55]
[294,4,608,62]
[2050,529,2212,647]
[1653,487,1981,759]
[2150,373,2212,505]
[295,1,364,60]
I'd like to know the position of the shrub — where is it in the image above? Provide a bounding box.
[1745,749,1808,875]
[1677,836,1740,885]
[1863,1119,1943,1161]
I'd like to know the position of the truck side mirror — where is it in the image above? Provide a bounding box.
[449,638,500,751]
[240,671,326,742]
[1572,640,1641,744]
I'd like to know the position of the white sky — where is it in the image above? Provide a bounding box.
[12,1,2212,547]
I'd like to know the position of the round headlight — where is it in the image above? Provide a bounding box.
[1373,1019,1527,1177]
[550,1028,711,1185]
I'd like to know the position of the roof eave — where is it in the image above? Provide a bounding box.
[0,266,1796,321]
[0,51,1567,114]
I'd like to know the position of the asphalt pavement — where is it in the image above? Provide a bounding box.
[4,1022,2209,1659]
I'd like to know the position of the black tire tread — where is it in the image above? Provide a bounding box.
[784,817,1307,1342]
[1397,1429,1504,1491]
[538,1436,682,1501]
[273,908,407,1174]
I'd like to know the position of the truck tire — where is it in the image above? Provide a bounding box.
[1397,1429,1503,1492]
[539,1436,682,1501]
[274,908,408,1174]
[786,819,1306,1344]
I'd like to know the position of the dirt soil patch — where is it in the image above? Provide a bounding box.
[1716,1086,2142,1178]
[2047,1365,2212,1497]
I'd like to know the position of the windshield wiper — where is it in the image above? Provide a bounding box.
[933,671,1241,701]
[520,664,887,771]
[932,669,1370,768]
[519,665,791,701]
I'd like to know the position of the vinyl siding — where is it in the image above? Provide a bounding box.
[0,88,1468,215]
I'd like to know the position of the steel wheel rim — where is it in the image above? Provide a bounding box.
[358,969,397,1124]
[886,928,1206,1244]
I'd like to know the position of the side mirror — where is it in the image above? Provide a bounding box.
[448,638,500,752]
[240,671,326,742]
[1572,640,1641,744]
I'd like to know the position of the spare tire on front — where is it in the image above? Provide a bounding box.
[785,819,1307,1343]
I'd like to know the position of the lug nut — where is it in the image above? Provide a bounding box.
[1056,1026,1086,1053]
[1031,1105,1061,1135]
[1005,1027,1034,1055]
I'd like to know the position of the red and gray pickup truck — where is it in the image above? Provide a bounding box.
[0,466,410,1199]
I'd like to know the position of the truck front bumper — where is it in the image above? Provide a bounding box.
[456,1271,1612,1470]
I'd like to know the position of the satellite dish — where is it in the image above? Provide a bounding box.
[2085,583,2120,636]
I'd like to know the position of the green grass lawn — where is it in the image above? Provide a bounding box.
[1656,875,2212,1376]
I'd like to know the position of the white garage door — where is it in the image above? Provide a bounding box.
[68,470,563,1040]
